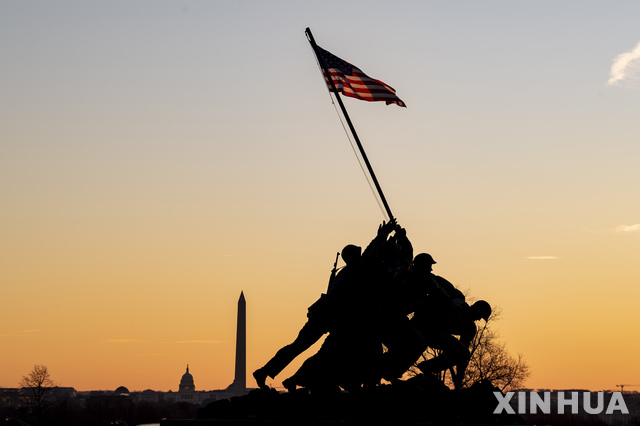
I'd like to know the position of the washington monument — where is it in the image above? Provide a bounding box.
[227,291,246,394]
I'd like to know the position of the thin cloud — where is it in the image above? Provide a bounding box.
[0,330,43,337]
[525,256,559,260]
[132,353,172,357]
[107,338,225,344]
[608,41,640,86]
[616,224,640,233]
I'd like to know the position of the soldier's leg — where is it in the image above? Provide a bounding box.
[283,333,340,393]
[254,318,327,388]
[380,316,427,381]
[417,332,470,378]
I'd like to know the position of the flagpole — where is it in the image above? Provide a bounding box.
[305,27,395,222]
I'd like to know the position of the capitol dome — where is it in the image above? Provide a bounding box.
[179,365,195,392]
[114,386,129,395]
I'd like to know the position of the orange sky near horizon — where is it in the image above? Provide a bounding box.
[2,1,640,393]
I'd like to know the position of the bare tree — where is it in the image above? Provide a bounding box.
[20,364,58,420]
[410,305,531,392]
[462,309,530,391]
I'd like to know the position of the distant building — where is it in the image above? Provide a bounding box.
[165,365,205,404]
[179,365,195,392]
[163,362,250,405]
[137,389,160,404]
[228,291,247,394]
[114,386,130,396]
[0,388,21,409]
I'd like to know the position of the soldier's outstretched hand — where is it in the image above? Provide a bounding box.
[377,219,397,236]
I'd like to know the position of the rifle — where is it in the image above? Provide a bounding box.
[326,252,340,291]
[308,252,341,320]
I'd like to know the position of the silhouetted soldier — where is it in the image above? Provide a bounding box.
[406,254,491,388]
[421,253,466,308]
[280,220,406,392]
[379,253,485,384]
[280,309,381,394]
[252,244,367,390]
[352,221,417,388]
[377,252,437,381]
[414,299,491,389]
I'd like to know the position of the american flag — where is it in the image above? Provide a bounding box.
[316,46,406,107]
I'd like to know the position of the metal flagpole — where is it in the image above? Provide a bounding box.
[305,27,395,222]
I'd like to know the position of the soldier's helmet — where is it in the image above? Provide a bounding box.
[471,300,492,321]
[341,244,362,264]
[413,253,437,267]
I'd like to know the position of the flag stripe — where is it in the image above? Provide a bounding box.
[317,46,406,107]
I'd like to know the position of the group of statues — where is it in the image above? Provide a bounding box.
[253,220,492,394]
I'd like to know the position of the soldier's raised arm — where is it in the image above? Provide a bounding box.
[362,220,396,261]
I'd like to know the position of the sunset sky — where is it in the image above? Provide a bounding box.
[2,1,640,393]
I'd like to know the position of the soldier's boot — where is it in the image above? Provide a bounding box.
[253,368,269,390]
